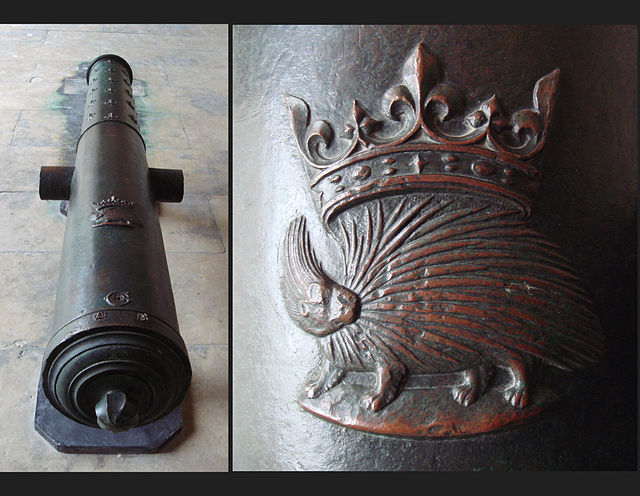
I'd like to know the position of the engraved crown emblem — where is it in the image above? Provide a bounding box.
[286,43,559,223]
[92,195,135,210]
[91,195,140,228]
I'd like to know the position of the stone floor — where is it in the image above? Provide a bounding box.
[0,24,228,471]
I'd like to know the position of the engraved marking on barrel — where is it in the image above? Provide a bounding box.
[93,311,106,321]
[136,312,149,321]
[91,195,142,228]
[105,290,130,306]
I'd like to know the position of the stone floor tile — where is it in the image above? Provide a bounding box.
[153,35,223,52]
[0,109,20,144]
[0,192,66,252]
[0,83,26,111]
[179,113,227,151]
[102,24,209,37]
[159,193,225,254]
[96,33,175,66]
[125,64,172,93]
[168,252,228,346]
[208,195,228,252]
[165,57,228,92]
[39,30,106,61]
[161,43,226,68]
[0,28,47,56]
[33,59,89,83]
[135,81,177,114]
[0,57,38,83]
[18,77,67,111]
[168,86,228,117]
[0,145,62,191]
[2,25,104,33]
[0,78,65,112]
[208,150,228,194]
[11,110,72,148]
[167,343,228,471]
[0,252,59,347]
[138,111,191,149]
[146,148,226,195]
[0,347,49,471]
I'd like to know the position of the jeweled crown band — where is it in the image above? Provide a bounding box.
[313,143,538,223]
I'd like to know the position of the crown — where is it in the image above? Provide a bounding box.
[92,195,136,210]
[286,44,559,224]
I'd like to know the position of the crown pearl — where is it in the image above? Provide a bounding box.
[471,161,495,176]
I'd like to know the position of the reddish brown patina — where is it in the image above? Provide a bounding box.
[281,43,603,437]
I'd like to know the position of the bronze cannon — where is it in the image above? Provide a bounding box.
[36,55,191,452]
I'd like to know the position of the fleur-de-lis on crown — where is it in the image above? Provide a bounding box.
[286,43,559,169]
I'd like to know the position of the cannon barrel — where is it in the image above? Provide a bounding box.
[38,54,191,433]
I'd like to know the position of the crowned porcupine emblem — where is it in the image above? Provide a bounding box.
[91,195,141,228]
[281,44,604,433]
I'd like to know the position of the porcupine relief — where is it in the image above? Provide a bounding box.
[280,44,604,436]
[282,198,602,412]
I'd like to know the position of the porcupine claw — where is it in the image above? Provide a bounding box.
[451,364,495,407]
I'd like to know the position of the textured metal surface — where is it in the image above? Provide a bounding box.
[36,54,192,449]
[232,25,637,470]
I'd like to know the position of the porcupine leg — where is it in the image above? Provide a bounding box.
[451,363,495,407]
[305,359,345,398]
[363,359,407,412]
[502,355,531,409]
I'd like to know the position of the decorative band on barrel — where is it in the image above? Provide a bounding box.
[77,54,145,150]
